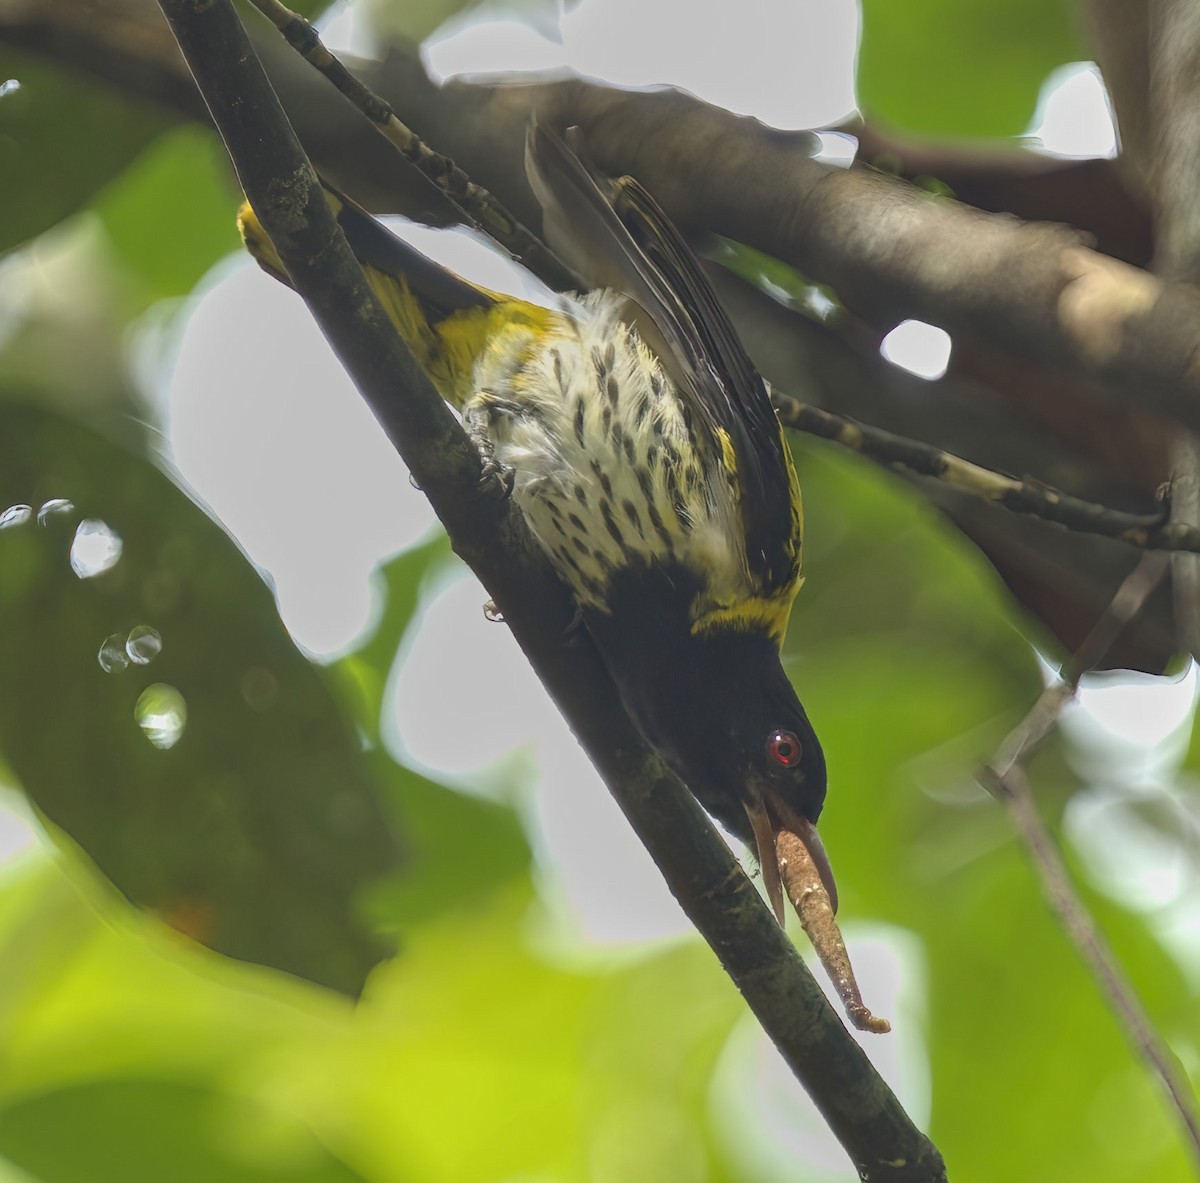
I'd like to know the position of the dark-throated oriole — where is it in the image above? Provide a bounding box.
[239,125,836,933]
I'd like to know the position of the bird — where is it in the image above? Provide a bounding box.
[238,125,835,928]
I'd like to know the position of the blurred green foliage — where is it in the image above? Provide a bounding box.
[857,0,1082,138]
[0,400,400,992]
[94,126,243,307]
[0,48,173,255]
[0,5,1196,1183]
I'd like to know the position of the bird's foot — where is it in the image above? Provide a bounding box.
[479,455,516,501]
[463,406,515,501]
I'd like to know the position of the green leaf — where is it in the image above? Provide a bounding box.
[363,753,532,928]
[94,124,242,305]
[0,399,401,994]
[857,0,1083,138]
[328,541,535,929]
[0,50,172,254]
[327,535,452,749]
[0,1079,367,1183]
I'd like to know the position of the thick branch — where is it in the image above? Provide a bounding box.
[846,120,1151,266]
[1148,0,1200,663]
[153,0,944,1176]
[346,73,1200,436]
[7,6,1200,435]
[242,0,574,288]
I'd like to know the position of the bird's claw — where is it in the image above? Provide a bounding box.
[463,402,514,501]
[479,456,516,501]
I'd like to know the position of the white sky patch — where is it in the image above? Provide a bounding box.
[1042,656,1199,786]
[423,16,574,77]
[879,320,952,380]
[813,130,859,168]
[1028,61,1119,159]
[1065,789,1190,912]
[1042,659,1200,957]
[425,0,859,131]
[383,569,692,943]
[1071,663,1198,754]
[378,220,557,306]
[160,259,435,657]
[1154,903,1200,993]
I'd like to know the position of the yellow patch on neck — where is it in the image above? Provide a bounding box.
[690,580,803,649]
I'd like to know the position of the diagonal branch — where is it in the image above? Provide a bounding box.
[979,552,1200,1168]
[240,0,575,289]
[331,69,1200,437]
[152,0,945,1177]
[773,396,1200,554]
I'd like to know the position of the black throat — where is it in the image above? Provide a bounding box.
[581,563,816,841]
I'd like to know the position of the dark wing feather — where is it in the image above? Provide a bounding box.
[525,124,795,589]
[329,188,494,318]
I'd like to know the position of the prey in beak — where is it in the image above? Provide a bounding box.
[744,790,890,1035]
[744,793,838,922]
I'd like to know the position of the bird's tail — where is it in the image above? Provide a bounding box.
[237,188,553,408]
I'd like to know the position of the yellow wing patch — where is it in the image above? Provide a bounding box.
[238,197,562,408]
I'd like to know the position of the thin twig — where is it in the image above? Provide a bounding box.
[773,395,1200,554]
[241,0,577,290]
[154,0,944,1176]
[980,759,1200,1160]
[979,552,1200,1167]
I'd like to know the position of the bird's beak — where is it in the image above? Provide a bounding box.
[743,796,838,925]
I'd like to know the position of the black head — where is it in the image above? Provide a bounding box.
[642,629,826,835]
[652,629,835,921]
[595,617,833,918]
[580,573,833,921]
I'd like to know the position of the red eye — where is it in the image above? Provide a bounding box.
[766,729,802,767]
